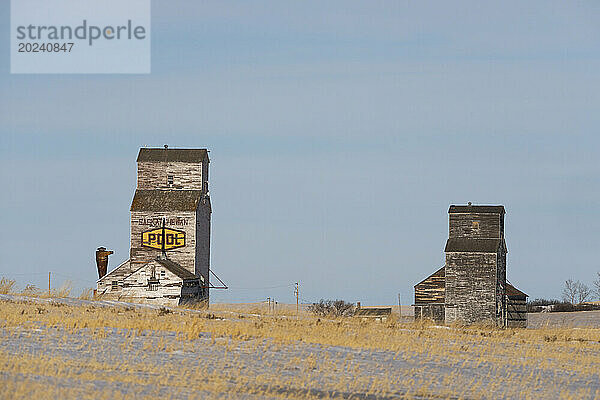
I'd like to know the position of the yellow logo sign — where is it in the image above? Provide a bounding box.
[141,227,185,250]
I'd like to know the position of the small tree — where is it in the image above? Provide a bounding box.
[562,279,577,304]
[563,279,591,304]
[576,281,591,304]
[594,272,600,300]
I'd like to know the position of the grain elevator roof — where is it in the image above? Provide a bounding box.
[156,258,198,280]
[137,148,208,163]
[448,205,505,214]
[131,189,204,211]
[444,238,504,253]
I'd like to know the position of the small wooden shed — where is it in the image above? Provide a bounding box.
[354,306,392,322]
[506,283,528,328]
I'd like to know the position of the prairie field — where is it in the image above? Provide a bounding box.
[1,294,599,399]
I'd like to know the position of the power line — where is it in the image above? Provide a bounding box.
[227,283,295,290]
[52,272,97,284]
[2,271,98,287]
[2,272,48,276]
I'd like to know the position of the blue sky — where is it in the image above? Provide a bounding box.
[1,1,599,304]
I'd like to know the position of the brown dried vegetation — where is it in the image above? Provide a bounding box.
[0,297,599,399]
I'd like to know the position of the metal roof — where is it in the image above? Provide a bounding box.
[445,238,503,253]
[448,205,505,214]
[137,148,208,163]
[506,283,528,297]
[130,190,203,211]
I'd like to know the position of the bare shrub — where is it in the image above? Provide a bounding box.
[79,288,95,300]
[307,299,355,317]
[158,307,172,316]
[0,277,16,294]
[50,281,72,298]
[21,285,42,297]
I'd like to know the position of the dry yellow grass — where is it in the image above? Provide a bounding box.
[0,278,16,294]
[0,278,72,298]
[1,297,599,399]
[78,288,95,300]
[209,302,308,317]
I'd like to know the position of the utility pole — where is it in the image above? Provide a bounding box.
[294,282,299,317]
[48,272,51,296]
[398,293,402,318]
[267,297,270,314]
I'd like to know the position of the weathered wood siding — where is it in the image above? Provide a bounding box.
[195,197,211,294]
[414,267,445,304]
[181,280,208,304]
[507,295,527,328]
[99,260,206,306]
[130,211,197,273]
[121,260,183,307]
[449,213,502,239]
[97,259,132,294]
[445,252,498,324]
[137,161,205,190]
[496,250,507,324]
[414,267,445,323]
[414,304,445,322]
[506,284,527,328]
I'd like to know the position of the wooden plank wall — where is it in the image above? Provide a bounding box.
[98,260,206,306]
[97,259,133,294]
[137,161,205,190]
[195,198,211,296]
[507,295,527,328]
[414,267,445,304]
[130,211,197,274]
[449,213,502,239]
[445,252,498,324]
[496,251,507,325]
[414,304,445,322]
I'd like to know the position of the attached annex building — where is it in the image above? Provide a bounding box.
[414,204,528,327]
[97,148,212,306]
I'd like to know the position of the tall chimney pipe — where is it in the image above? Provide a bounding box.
[95,247,113,279]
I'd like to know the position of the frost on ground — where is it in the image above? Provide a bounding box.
[1,295,599,399]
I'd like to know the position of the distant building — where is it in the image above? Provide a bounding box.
[354,303,392,322]
[97,147,212,306]
[414,204,527,327]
